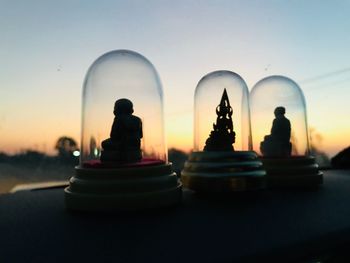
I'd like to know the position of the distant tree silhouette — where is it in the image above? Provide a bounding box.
[55,136,78,158]
[331,147,350,169]
[1,150,48,167]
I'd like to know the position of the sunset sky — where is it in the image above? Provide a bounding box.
[1,0,349,157]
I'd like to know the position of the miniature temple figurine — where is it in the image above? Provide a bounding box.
[100,98,143,163]
[204,88,236,151]
[260,106,292,157]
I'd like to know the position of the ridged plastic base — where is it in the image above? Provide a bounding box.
[181,151,266,192]
[64,163,182,212]
[262,156,323,188]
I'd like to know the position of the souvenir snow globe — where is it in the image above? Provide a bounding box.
[181,70,265,193]
[250,75,322,188]
[65,50,182,211]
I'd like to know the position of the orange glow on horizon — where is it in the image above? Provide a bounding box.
[1,109,349,158]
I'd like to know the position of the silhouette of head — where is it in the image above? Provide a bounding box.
[274,106,285,117]
[114,98,134,115]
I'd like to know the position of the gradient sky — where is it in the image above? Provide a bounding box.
[1,0,349,157]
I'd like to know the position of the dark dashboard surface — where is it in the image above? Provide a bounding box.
[1,170,350,262]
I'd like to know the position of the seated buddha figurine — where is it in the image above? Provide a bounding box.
[260,106,292,157]
[100,98,143,163]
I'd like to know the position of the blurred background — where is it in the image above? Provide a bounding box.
[1,0,349,193]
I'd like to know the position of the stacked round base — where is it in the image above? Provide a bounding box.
[181,151,266,192]
[262,156,323,188]
[64,163,182,212]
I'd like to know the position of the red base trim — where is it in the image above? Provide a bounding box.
[82,158,165,169]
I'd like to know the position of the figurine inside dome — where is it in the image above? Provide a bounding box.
[101,99,143,163]
[204,89,236,151]
[65,50,182,211]
[250,75,309,157]
[181,70,266,193]
[250,75,322,188]
[193,70,251,151]
[260,106,292,157]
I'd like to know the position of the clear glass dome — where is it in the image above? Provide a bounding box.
[80,50,166,166]
[194,70,251,151]
[250,75,309,157]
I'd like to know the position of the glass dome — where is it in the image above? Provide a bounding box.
[80,50,166,166]
[250,75,309,157]
[194,70,251,151]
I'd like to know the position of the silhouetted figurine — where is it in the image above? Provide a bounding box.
[100,99,143,163]
[260,106,292,157]
[204,89,236,151]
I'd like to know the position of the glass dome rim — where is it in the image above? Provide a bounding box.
[88,49,156,71]
[251,75,304,99]
[194,70,248,96]
[82,49,163,96]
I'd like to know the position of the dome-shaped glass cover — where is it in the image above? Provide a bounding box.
[80,50,166,166]
[250,75,309,157]
[194,70,251,151]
